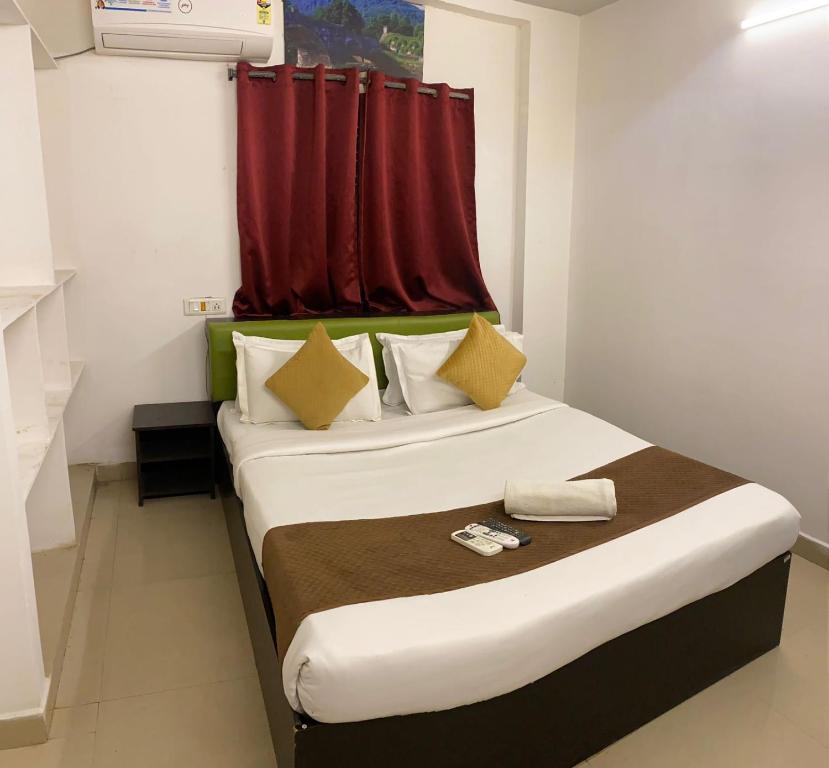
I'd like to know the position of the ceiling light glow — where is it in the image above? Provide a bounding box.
[741,1,829,29]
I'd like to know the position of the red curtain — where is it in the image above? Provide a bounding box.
[358,72,495,314]
[233,63,363,318]
[233,66,496,318]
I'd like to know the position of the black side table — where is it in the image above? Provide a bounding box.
[132,401,216,506]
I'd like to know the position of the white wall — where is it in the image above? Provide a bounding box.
[424,6,520,328]
[36,1,579,464]
[36,54,241,464]
[433,0,579,401]
[0,24,53,286]
[567,0,829,546]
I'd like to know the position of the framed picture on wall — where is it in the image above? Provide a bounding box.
[284,0,425,79]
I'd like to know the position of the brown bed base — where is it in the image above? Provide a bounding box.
[218,455,790,768]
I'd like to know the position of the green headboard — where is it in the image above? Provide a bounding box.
[206,311,501,402]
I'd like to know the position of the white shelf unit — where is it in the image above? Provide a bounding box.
[1,271,84,549]
[0,271,86,747]
[0,4,87,749]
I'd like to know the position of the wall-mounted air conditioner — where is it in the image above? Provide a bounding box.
[90,0,274,62]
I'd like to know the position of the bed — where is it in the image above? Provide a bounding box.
[207,313,799,768]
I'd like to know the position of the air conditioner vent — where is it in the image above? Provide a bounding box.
[101,33,243,57]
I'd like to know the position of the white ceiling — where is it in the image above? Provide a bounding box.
[515,0,620,15]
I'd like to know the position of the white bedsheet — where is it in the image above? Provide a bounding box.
[217,394,800,724]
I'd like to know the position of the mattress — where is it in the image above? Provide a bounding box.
[217,392,800,724]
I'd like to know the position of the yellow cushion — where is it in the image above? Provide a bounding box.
[265,323,369,430]
[437,314,527,411]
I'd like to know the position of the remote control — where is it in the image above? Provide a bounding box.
[465,523,520,550]
[481,518,532,547]
[450,530,503,557]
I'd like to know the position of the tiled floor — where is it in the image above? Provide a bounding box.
[2,481,273,768]
[32,465,96,678]
[2,480,827,767]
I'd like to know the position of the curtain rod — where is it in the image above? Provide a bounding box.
[226,67,471,100]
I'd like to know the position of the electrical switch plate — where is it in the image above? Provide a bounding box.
[183,297,226,316]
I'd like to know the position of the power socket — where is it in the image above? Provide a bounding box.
[183,297,226,316]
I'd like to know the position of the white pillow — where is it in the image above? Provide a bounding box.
[233,331,365,419]
[232,331,254,419]
[390,331,525,415]
[377,326,507,406]
[231,331,381,425]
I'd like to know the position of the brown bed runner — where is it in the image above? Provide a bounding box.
[262,446,748,653]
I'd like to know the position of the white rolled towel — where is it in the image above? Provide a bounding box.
[504,479,617,522]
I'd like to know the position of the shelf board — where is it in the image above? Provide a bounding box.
[0,0,57,70]
[45,361,84,434]
[29,25,56,70]
[142,460,214,499]
[139,429,213,464]
[18,360,84,499]
[0,294,40,330]
[0,270,77,330]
